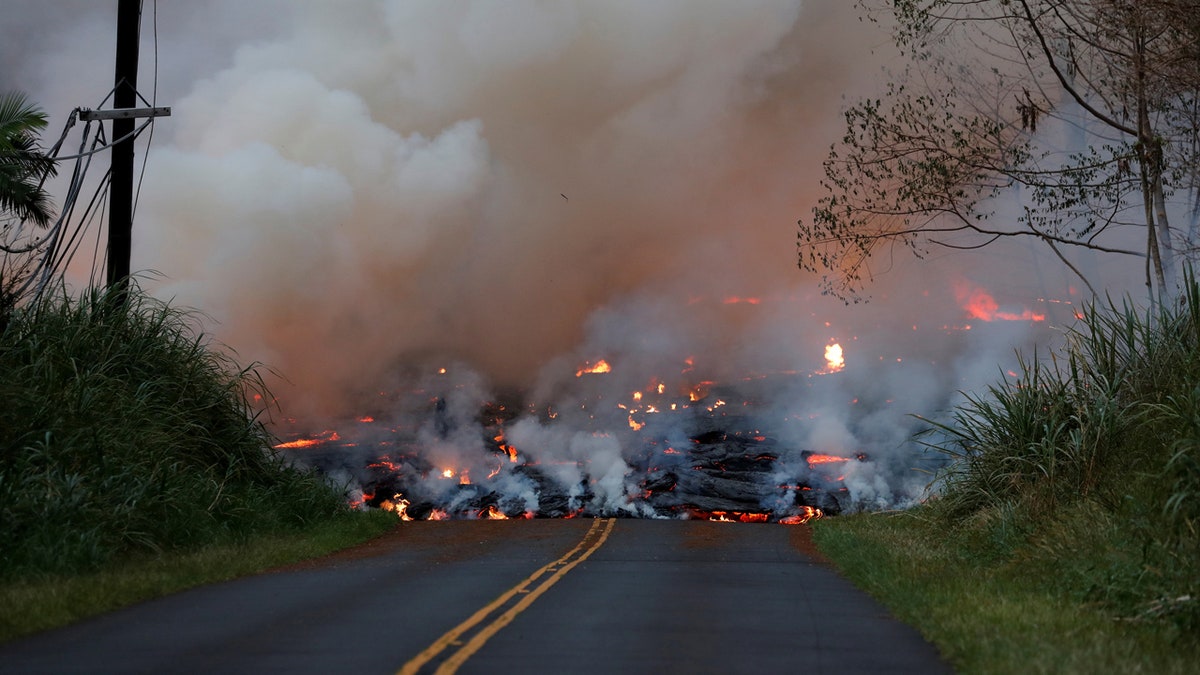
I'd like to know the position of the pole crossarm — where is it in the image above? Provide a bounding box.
[79,107,171,121]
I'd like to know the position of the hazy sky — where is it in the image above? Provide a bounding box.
[1,1,1096,419]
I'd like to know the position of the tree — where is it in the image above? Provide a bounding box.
[0,91,57,227]
[797,0,1200,302]
[1,92,58,327]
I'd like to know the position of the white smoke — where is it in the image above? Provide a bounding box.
[1,1,1126,513]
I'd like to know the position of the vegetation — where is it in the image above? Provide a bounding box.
[798,0,1200,301]
[0,282,354,581]
[0,91,57,228]
[814,271,1200,672]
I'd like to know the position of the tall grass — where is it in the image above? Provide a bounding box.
[0,283,348,580]
[919,271,1200,635]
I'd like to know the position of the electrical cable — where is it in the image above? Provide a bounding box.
[130,0,157,226]
[4,1,167,303]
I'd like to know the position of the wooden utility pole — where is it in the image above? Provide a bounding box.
[105,0,141,291]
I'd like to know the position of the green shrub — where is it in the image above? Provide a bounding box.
[0,283,347,579]
[918,270,1200,635]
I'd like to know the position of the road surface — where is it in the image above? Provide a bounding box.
[0,519,951,674]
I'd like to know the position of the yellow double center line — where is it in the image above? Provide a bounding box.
[398,517,617,675]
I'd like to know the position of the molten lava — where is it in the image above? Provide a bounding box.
[778,506,824,524]
[955,282,1046,322]
[479,504,509,520]
[381,493,413,521]
[824,342,845,372]
[576,359,613,376]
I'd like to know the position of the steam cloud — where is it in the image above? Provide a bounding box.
[3,1,1118,512]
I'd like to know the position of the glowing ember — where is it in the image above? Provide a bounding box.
[824,342,845,372]
[576,359,613,376]
[358,416,376,423]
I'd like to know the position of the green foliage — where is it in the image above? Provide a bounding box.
[0,283,349,580]
[915,269,1200,638]
[815,510,1200,673]
[0,91,57,227]
[799,0,1200,301]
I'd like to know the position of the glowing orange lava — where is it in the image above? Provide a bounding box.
[806,454,850,465]
[380,493,413,521]
[479,505,509,520]
[955,282,1046,322]
[824,342,845,372]
[273,430,341,450]
[779,506,824,524]
[576,359,613,376]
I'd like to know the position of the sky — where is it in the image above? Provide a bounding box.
[1,1,1131,510]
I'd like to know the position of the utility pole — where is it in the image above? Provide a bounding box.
[105,0,140,292]
[79,1,170,295]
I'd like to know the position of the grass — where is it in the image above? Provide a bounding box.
[0,281,401,644]
[1,282,351,579]
[812,272,1200,673]
[814,510,1199,674]
[0,510,397,644]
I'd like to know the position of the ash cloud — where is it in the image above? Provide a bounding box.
[2,1,1116,512]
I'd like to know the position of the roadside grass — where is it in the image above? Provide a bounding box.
[814,273,1200,673]
[0,510,397,644]
[1,282,350,578]
[814,510,1199,674]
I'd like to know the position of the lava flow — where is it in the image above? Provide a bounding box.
[273,347,885,524]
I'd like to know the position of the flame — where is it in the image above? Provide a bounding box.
[427,509,449,521]
[380,493,413,521]
[576,359,612,376]
[459,469,471,485]
[824,342,845,372]
[442,468,455,479]
[779,506,824,525]
[628,416,645,431]
[479,504,509,520]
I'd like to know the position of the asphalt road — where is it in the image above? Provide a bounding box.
[0,519,951,674]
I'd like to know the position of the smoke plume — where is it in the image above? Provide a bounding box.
[2,1,1111,512]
